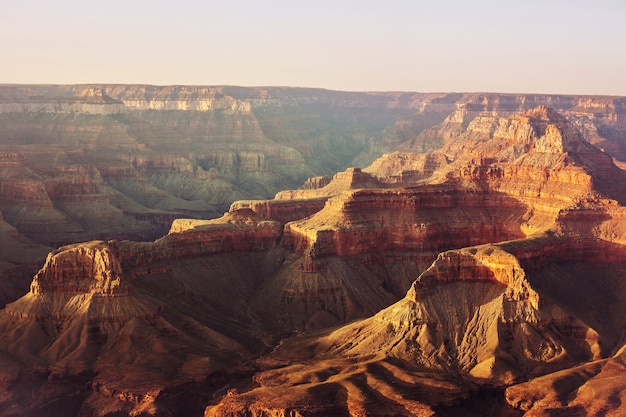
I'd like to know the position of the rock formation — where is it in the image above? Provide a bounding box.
[0,85,624,250]
[0,212,285,416]
[204,106,626,416]
[0,86,626,416]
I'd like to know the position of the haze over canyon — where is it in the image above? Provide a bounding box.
[0,84,625,417]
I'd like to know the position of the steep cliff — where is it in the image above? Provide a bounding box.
[285,185,526,259]
[1,86,625,250]
[213,229,626,416]
[316,234,622,378]
[0,211,286,416]
[0,85,455,248]
[0,90,626,416]
[203,107,626,416]
[398,93,626,165]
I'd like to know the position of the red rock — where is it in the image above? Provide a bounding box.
[203,106,626,416]
[300,175,331,190]
[228,198,327,224]
[285,185,527,259]
[1,91,626,415]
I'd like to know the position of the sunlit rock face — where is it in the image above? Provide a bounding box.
[201,107,626,416]
[0,86,624,249]
[0,87,626,416]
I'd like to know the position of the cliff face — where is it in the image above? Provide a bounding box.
[0,210,289,416]
[1,89,626,416]
[320,233,624,374]
[227,231,624,417]
[398,93,626,163]
[209,221,626,416]
[285,185,526,260]
[202,107,626,416]
[0,86,624,251]
[5,241,158,323]
[0,85,453,249]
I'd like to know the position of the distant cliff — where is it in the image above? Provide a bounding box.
[0,85,456,249]
[1,98,626,416]
[0,85,624,249]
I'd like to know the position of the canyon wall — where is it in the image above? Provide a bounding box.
[0,85,455,250]
[0,85,624,251]
[0,87,626,416]
[201,106,626,416]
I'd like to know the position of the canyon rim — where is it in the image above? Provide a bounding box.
[0,85,625,416]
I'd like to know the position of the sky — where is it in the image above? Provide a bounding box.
[2,0,626,95]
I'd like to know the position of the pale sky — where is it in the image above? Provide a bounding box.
[2,0,625,95]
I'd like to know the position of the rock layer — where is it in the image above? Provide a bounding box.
[202,106,626,416]
[0,86,625,249]
[0,96,625,416]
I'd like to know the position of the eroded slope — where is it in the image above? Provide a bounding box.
[0,104,625,416]
[207,106,626,416]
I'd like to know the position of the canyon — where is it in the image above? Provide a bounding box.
[0,85,625,416]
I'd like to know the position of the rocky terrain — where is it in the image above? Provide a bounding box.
[1,85,625,249]
[0,86,625,416]
[0,85,459,246]
[203,105,626,417]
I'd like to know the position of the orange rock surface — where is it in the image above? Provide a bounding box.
[0,95,625,416]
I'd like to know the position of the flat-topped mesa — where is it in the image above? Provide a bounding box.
[363,151,448,184]
[4,240,161,322]
[161,209,283,256]
[501,233,626,272]
[285,185,527,260]
[27,241,127,297]
[275,167,384,200]
[228,197,328,224]
[326,167,382,188]
[5,210,285,320]
[409,231,626,304]
[408,245,538,312]
[300,175,331,190]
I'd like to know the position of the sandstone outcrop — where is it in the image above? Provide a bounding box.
[217,230,625,416]
[274,167,386,200]
[285,185,526,260]
[228,198,328,224]
[0,211,288,416]
[316,235,619,377]
[1,85,625,249]
[229,167,388,224]
[398,93,626,166]
[5,241,156,322]
[1,89,626,416]
[300,175,331,190]
[203,106,626,416]
[0,85,454,249]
